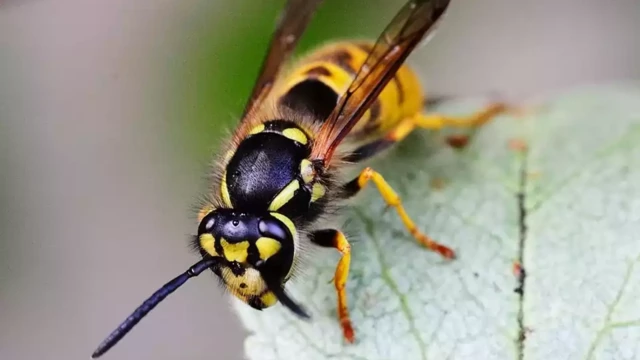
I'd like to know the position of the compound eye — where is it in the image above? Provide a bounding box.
[258,217,289,242]
[198,212,216,234]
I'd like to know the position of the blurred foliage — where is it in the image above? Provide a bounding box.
[172,0,404,160]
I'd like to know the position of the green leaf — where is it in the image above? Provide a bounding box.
[233,85,640,360]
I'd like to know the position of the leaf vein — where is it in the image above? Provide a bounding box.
[584,255,640,360]
[356,209,429,360]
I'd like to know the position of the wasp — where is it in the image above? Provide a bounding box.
[92,0,510,357]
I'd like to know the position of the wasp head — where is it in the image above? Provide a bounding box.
[196,209,308,317]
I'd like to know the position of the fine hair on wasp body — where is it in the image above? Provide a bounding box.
[91,0,511,357]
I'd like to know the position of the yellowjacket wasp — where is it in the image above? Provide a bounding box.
[92,0,510,357]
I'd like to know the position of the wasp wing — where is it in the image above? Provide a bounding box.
[240,0,324,121]
[310,0,451,164]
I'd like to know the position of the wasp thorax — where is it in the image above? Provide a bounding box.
[197,209,297,309]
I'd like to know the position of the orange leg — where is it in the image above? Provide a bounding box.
[347,102,514,162]
[414,102,508,131]
[343,167,455,259]
[388,102,510,149]
[310,229,354,343]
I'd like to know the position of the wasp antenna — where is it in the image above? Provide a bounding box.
[261,271,311,319]
[91,258,219,358]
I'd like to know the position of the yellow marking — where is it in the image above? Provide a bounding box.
[223,150,234,163]
[278,60,353,100]
[220,266,277,308]
[270,212,297,239]
[270,212,297,280]
[220,238,249,263]
[249,124,265,135]
[222,267,262,295]
[221,171,232,207]
[356,167,455,259]
[268,180,299,211]
[300,159,314,183]
[256,237,281,261]
[311,183,326,202]
[199,234,217,257]
[282,128,308,145]
[260,292,277,307]
[197,205,214,222]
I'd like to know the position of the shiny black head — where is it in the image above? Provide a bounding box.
[196,209,295,273]
[195,209,308,317]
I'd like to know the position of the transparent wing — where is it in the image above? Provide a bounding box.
[310,0,451,164]
[240,0,324,121]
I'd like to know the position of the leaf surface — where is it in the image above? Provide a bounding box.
[233,85,640,360]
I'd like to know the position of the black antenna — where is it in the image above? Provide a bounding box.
[91,258,219,358]
[260,270,311,319]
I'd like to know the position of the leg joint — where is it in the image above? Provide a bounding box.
[357,167,374,188]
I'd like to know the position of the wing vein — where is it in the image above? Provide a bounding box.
[310,0,451,165]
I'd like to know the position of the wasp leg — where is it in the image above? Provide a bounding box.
[387,102,510,149]
[343,167,455,259]
[345,102,510,162]
[414,102,508,131]
[309,229,354,343]
[416,102,510,148]
[387,102,511,148]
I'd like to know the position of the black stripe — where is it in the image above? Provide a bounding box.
[309,229,339,248]
[304,65,332,77]
[343,138,395,163]
[327,49,356,74]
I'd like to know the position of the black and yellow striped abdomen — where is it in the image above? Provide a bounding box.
[274,41,425,146]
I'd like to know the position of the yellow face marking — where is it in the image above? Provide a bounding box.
[219,267,278,308]
[255,237,281,261]
[220,171,232,207]
[249,124,265,135]
[199,234,217,257]
[300,159,314,184]
[282,128,308,145]
[220,238,249,263]
[222,267,263,294]
[311,183,326,202]
[268,180,299,211]
[260,292,277,307]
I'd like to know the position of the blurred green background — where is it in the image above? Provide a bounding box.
[1,0,639,359]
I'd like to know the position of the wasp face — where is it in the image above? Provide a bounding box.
[196,209,297,309]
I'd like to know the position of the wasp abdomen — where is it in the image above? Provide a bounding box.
[276,42,425,143]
